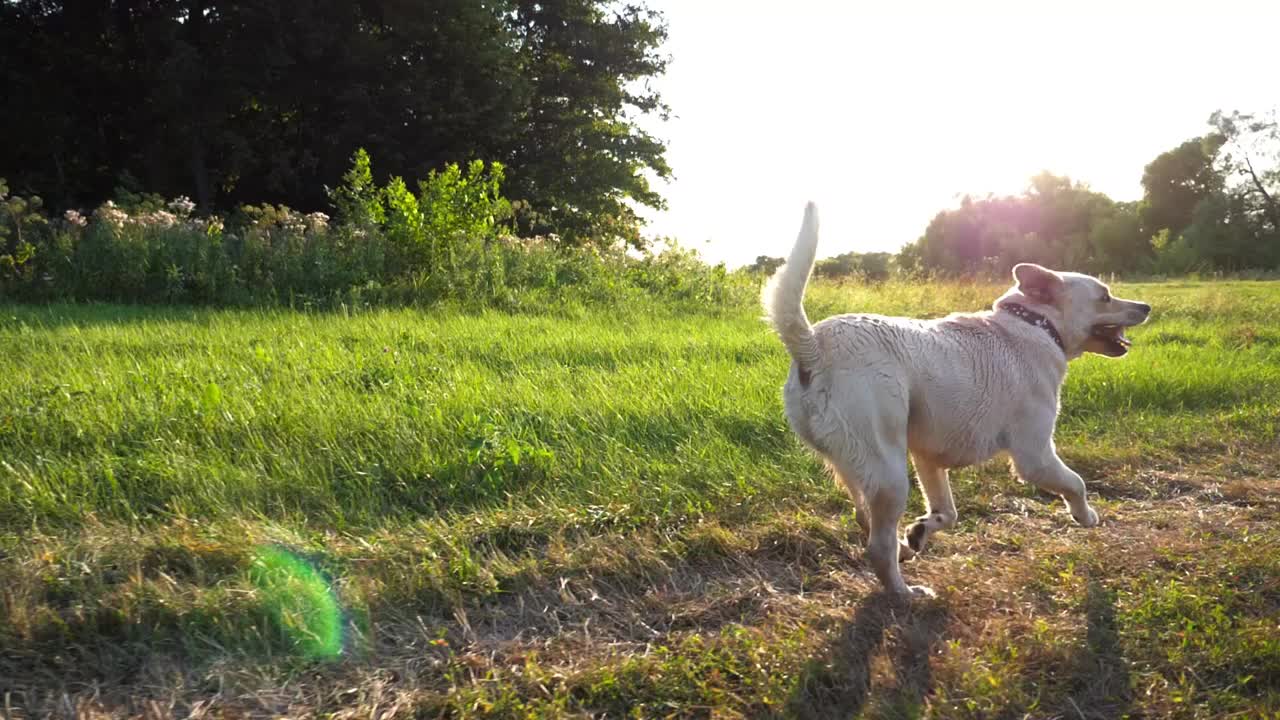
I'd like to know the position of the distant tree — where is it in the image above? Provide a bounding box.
[906,173,1118,276]
[894,240,923,276]
[1134,111,1280,271]
[1139,136,1226,240]
[898,110,1280,277]
[748,255,785,275]
[1178,190,1270,269]
[1210,109,1280,236]
[1141,109,1280,271]
[859,252,891,280]
[814,251,892,281]
[1089,202,1151,272]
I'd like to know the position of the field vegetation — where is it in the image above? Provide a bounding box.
[2,278,1278,717]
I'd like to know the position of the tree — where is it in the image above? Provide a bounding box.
[814,251,892,281]
[504,0,671,247]
[905,173,1122,276]
[1139,136,1225,240]
[1210,109,1280,236]
[0,1,671,245]
[1179,191,1269,269]
[1089,202,1150,272]
[1136,111,1280,272]
[747,255,784,275]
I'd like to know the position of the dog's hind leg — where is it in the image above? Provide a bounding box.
[828,461,871,537]
[901,454,958,558]
[836,452,934,598]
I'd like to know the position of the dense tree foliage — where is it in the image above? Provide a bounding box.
[906,172,1123,276]
[0,0,670,246]
[1140,135,1225,241]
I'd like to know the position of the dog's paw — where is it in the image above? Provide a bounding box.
[1073,506,1100,528]
[906,585,936,599]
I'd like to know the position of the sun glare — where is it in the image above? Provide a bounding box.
[637,0,1280,267]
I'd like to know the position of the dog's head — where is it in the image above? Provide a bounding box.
[997,263,1151,358]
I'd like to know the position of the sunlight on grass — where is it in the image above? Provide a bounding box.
[1,278,1278,717]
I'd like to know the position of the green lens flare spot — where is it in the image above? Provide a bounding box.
[250,545,344,659]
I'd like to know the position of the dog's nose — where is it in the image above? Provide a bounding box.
[1137,302,1151,314]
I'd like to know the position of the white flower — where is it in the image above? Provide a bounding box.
[168,196,196,216]
[64,209,88,227]
[93,202,129,229]
[133,210,178,228]
[306,212,330,233]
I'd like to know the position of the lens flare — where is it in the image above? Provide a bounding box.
[250,545,345,659]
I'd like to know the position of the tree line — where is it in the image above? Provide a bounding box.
[0,0,670,247]
[752,109,1280,278]
[3,2,1277,281]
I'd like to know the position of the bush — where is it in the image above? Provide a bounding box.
[0,153,746,314]
[0,180,48,288]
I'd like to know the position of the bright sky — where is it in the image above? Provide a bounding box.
[635,0,1280,268]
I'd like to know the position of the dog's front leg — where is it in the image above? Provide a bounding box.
[901,454,958,559]
[1010,443,1099,527]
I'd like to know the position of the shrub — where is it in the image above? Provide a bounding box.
[0,150,746,314]
[0,180,48,289]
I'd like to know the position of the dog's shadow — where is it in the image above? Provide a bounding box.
[1064,578,1133,717]
[785,592,950,719]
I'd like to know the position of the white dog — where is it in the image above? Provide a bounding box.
[762,203,1151,597]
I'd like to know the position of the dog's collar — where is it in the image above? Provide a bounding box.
[998,302,1065,354]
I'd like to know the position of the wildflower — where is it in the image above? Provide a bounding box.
[134,210,178,228]
[273,208,307,235]
[93,201,129,230]
[64,209,88,227]
[306,212,330,233]
[168,196,196,216]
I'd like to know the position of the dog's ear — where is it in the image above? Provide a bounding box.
[1012,263,1063,304]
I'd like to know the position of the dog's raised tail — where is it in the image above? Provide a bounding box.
[762,202,821,381]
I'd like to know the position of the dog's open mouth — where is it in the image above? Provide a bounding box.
[1090,324,1132,356]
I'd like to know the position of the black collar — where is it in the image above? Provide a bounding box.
[998,302,1065,354]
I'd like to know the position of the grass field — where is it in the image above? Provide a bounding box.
[2,279,1279,718]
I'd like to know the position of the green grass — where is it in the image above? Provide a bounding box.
[1,278,1278,717]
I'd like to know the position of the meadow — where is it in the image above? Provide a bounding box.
[1,278,1278,718]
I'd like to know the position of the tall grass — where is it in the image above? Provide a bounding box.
[2,279,1276,534]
